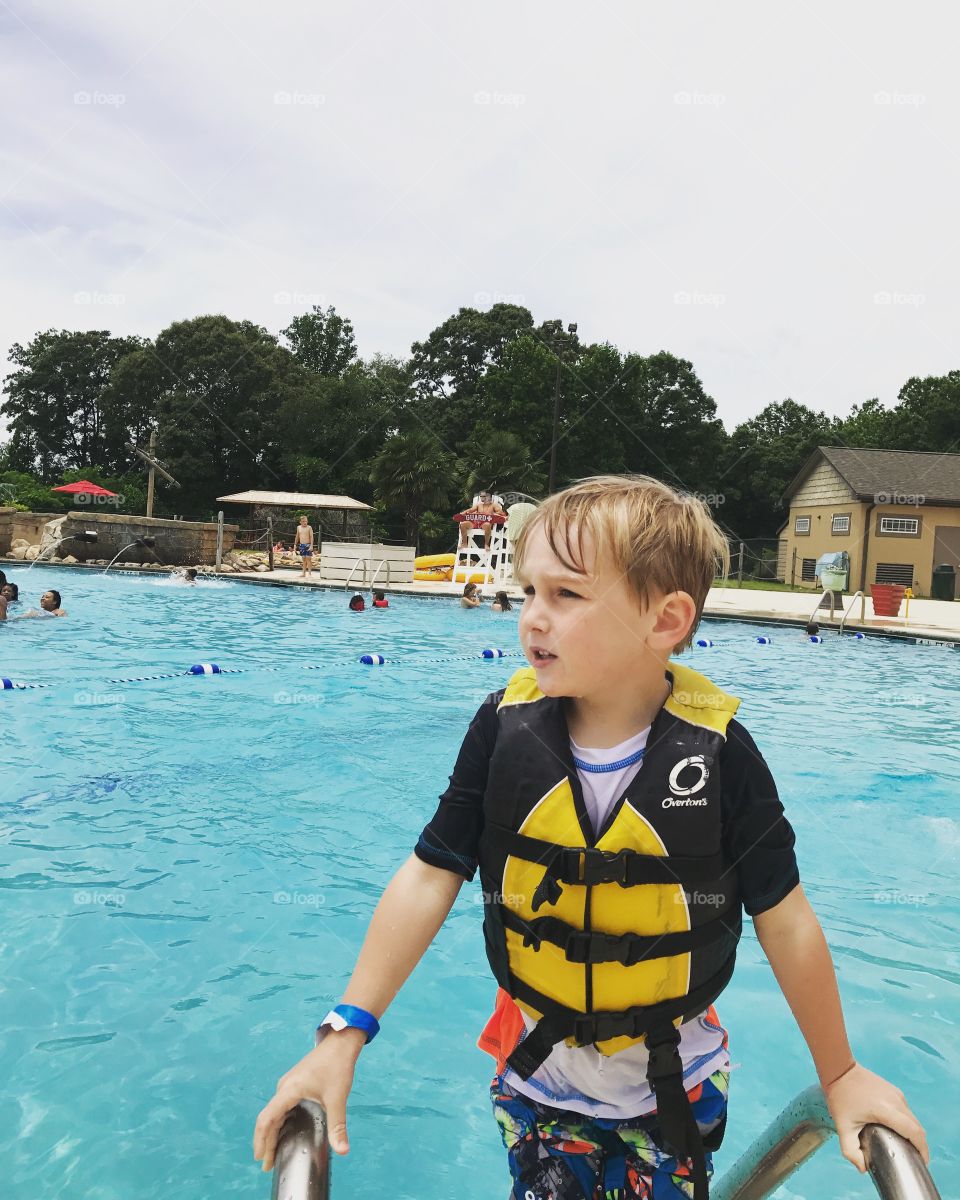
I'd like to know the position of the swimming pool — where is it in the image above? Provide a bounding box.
[2,567,957,1199]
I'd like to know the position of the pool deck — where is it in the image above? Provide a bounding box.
[5,558,960,645]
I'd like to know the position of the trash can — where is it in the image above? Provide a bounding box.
[931,563,956,601]
[870,583,906,617]
[820,565,847,593]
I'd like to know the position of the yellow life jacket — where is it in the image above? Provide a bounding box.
[477,661,742,1199]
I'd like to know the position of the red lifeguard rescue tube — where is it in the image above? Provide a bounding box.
[453,511,507,528]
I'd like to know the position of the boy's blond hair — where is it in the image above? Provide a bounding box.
[513,475,729,651]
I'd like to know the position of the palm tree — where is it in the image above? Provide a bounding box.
[461,429,545,499]
[369,431,455,548]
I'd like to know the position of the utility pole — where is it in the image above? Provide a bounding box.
[146,430,157,518]
[546,320,578,494]
[127,434,180,516]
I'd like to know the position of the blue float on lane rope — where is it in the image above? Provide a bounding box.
[756,636,773,644]
[188,663,222,675]
[1,678,15,690]
[480,648,505,658]
[360,654,385,666]
[695,638,714,648]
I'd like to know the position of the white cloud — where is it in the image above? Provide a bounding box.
[2,0,959,442]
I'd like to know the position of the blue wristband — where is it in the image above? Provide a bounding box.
[315,1003,380,1045]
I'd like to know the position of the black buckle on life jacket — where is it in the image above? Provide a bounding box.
[572,1010,639,1045]
[574,847,632,886]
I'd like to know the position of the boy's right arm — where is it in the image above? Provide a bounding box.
[252,853,464,1171]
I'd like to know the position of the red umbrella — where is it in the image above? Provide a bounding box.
[52,480,118,497]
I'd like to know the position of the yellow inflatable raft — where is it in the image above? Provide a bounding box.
[413,553,486,584]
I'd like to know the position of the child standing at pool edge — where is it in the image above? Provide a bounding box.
[254,475,927,1198]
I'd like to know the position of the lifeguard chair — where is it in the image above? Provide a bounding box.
[451,494,538,595]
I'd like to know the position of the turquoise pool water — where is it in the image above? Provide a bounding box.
[2,566,957,1199]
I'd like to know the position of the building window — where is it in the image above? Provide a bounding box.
[795,516,811,535]
[831,513,850,535]
[875,562,914,586]
[801,557,817,581]
[879,516,919,535]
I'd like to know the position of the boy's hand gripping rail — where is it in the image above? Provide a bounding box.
[270,1102,330,1200]
[712,1085,940,1200]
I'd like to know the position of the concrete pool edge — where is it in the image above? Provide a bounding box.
[5,556,960,647]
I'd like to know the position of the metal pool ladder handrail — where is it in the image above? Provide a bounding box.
[839,589,866,635]
[344,558,367,590]
[271,1101,330,1200]
[809,586,836,623]
[712,1085,941,1200]
[369,559,391,588]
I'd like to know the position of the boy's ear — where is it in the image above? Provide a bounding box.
[650,590,697,647]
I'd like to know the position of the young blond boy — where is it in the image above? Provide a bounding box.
[254,475,927,1198]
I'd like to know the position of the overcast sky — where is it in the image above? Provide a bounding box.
[2,1,958,440]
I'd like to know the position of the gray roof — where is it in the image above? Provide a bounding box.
[785,446,960,507]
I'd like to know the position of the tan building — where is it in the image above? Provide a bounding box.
[779,447,960,597]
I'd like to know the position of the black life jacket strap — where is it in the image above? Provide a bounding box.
[645,1020,710,1200]
[504,954,735,1080]
[482,823,725,912]
[504,977,730,1200]
[501,907,730,965]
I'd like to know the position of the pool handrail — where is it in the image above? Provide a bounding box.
[839,589,867,634]
[809,586,836,623]
[270,1086,940,1200]
[344,558,367,590]
[369,559,391,589]
[271,1101,330,1200]
[712,1085,941,1200]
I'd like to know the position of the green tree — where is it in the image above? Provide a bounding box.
[835,397,899,449]
[108,315,308,515]
[277,356,413,501]
[281,305,358,377]
[369,431,455,548]
[2,329,148,479]
[888,372,960,451]
[721,399,838,537]
[459,427,545,498]
[408,304,535,448]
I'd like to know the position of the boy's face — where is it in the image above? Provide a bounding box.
[517,523,690,703]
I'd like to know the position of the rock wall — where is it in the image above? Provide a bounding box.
[0,510,238,565]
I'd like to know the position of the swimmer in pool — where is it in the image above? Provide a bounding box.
[21,589,67,618]
[1,582,18,605]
